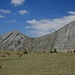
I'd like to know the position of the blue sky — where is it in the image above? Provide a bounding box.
[0,0,75,37]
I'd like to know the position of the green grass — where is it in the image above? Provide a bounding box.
[0,51,75,75]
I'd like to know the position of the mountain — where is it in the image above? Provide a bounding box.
[31,32,57,52]
[0,30,32,50]
[0,21,75,51]
[54,21,75,51]
[32,21,75,51]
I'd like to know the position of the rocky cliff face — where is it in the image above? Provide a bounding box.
[0,21,75,51]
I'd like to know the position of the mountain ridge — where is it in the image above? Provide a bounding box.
[0,21,75,51]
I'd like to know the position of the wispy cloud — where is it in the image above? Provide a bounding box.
[19,10,29,15]
[0,9,11,14]
[0,15,5,18]
[68,11,75,15]
[26,11,75,37]
[25,26,30,29]
[6,20,16,23]
[11,0,25,6]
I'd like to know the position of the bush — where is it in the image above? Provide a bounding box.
[70,51,72,53]
[50,50,53,53]
[73,50,75,53]
[0,65,1,68]
[2,55,5,57]
[6,53,10,55]
[43,51,45,53]
[53,48,57,53]
[17,53,20,55]
[23,51,28,54]
[67,51,69,53]
[19,54,22,57]
[8,54,10,55]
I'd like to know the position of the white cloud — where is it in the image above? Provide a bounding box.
[19,10,29,15]
[6,20,16,23]
[26,11,75,37]
[0,9,11,14]
[0,15,5,18]
[27,19,38,24]
[25,26,30,29]
[11,0,25,6]
[68,11,75,15]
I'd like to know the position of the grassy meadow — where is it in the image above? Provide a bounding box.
[0,50,75,75]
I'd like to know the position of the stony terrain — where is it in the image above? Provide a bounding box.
[0,21,75,51]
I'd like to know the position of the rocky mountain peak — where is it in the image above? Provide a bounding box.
[0,30,31,50]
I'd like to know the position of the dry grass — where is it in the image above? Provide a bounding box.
[0,50,75,75]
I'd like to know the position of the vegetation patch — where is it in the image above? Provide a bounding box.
[0,65,1,68]
[23,51,28,54]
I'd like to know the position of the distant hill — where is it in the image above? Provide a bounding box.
[0,21,75,51]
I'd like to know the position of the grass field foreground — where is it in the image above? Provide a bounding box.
[0,50,75,75]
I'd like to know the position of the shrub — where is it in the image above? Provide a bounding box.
[0,65,1,68]
[23,51,28,54]
[8,53,10,55]
[43,51,45,53]
[17,53,20,55]
[53,48,57,53]
[2,55,5,57]
[70,51,72,53]
[67,51,69,53]
[19,54,22,57]
[6,52,10,55]
[73,50,75,53]
[50,50,53,53]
